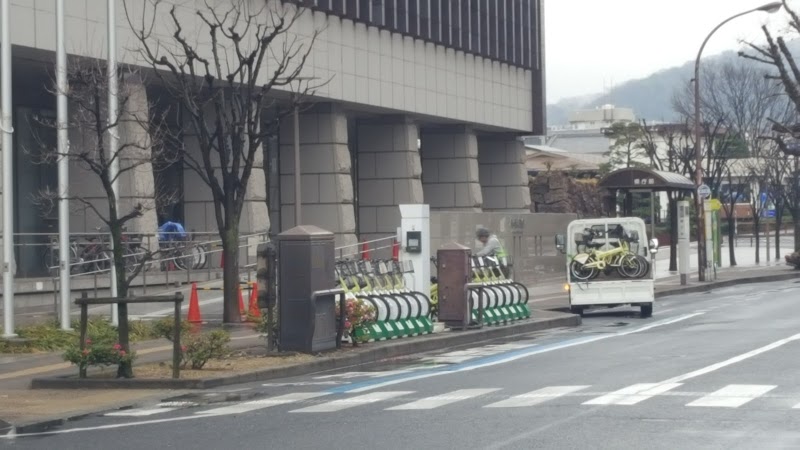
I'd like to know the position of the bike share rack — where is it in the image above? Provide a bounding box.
[467,257,530,325]
[336,259,434,342]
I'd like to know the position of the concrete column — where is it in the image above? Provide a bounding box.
[419,126,482,211]
[116,77,158,243]
[356,117,423,243]
[279,104,357,248]
[478,136,532,212]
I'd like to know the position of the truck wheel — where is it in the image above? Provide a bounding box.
[640,304,653,318]
[570,306,584,316]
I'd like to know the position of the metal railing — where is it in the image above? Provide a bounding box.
[335,235,397,260]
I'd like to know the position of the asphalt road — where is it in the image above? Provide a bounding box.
[4,279,800,449]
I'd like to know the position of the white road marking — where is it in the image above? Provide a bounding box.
[660,332,800,385]
[262,381,348,387]
[105,407,177,417]
[687,384,776,408]
[196,392,329,416]
[344,312,705,393]
[386,389,500,410]
[584,383,683,406]
[485,386,589,408]
[290,391,412,413]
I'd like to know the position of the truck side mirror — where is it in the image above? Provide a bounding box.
[555,234,566,254]
[649,238,659,254]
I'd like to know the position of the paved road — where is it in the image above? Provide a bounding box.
[4,280,800,449]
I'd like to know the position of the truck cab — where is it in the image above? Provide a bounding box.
[556,217,658,318]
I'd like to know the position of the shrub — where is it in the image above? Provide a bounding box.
[63,339,136,377]
[151,316,191,342]
[181,329,231,370]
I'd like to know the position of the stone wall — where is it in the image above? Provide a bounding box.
[530,173,609,217]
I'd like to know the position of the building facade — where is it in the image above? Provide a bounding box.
[0,0,545,277]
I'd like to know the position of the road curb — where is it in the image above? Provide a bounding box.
[29,313,580,392]
[655,271,800,298]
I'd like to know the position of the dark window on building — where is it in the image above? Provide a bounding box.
[332,0,344,14]
[488,0,497,58]
[522,0,531,67]
[514,0,522,64]
[420,0,431,40]
[430,0,440,42]
[386,0,396,28]
[372,0,384,25]
[498,0,506,60]
[469,0,479,52]
[397,0,408,33]
[504,0,513,62]
[408,0,418,35]
[441,0,450,45]
[359,0,371,21]
[346,0,358,18]
[458,0,468,50]
[479,0,488,56]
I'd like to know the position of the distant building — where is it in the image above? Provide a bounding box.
[524,145,603,178]
[543,105,637,155]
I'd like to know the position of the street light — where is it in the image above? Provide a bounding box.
[693,1,782,282]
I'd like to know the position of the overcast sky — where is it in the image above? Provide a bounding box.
[545,0,796,102]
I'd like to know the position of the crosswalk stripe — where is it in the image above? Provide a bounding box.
[583,383,681,406]
[485,386,589,408]
[196,392,330,416]
[386,389,500,411]
[687,384,776,408]
[105,407,177,417]
[291,391,413,413]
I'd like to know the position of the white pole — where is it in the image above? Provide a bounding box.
[108,0,120,325]
[56,0,71,331]
[1,0,16,338]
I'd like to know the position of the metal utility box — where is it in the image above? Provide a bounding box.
[277,226,337,353]
[436,243,471,329]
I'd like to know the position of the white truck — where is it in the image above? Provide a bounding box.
[555,217,659,318]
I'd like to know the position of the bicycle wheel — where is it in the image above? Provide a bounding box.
[570,258,598,281]
[173,246,194,271]
[189,244,205,270]
[92,250,113,273]
[617,254,642,278]
[635,255,650,278]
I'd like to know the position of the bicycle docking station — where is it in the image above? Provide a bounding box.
[436,243,530,331]
[335,258,434,342]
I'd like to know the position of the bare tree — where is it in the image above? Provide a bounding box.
[741,1,800,251]
[32,60,173,378]
[124,0,322,322]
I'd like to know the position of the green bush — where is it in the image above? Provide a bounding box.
[63,339,136,377]
[181,329,231,370]
[151,317,191,342]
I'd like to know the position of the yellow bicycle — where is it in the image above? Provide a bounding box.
[570,228,642,281]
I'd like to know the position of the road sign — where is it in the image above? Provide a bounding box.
[697,184,712,199]
[709,199,721,211]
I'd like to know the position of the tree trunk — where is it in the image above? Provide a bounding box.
[669,196,678,272]
[111,225,134,378]
[754,220,761,264]
[775,211,783,261]
[794,215,800,252]
[727,215,737,267]
[222,226,242,323]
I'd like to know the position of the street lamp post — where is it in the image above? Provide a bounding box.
[693,1,782,282]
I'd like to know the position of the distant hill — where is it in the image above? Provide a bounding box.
[547,40,800,126]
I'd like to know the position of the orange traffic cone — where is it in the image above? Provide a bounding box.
[248,283,261,319]
[187,282,202,324]
[361,242,370,260]
[392,240,400,261]
[238,286,246,316]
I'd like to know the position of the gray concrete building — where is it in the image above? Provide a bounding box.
[1,0,545,277]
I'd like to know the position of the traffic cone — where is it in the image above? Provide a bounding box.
[187,282,202,324]
[238,286,246,316]
[248,283,261,319]
[392,240,400,261]
[361,242,370,260]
